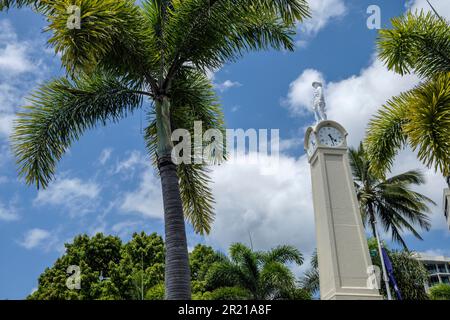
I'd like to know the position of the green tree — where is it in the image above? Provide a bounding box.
[2,0,310,299]
[28,232,165,300]
[367,238,429,300]
[365,11,450,177]
[204,243,307,300]
[189,244,226,296]
[300,250,319,297]
[429,283,450,300]
[349,143,434,250]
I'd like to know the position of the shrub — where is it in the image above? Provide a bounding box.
[429,284,450,300]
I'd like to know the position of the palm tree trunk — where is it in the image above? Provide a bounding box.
[156,96,191,300]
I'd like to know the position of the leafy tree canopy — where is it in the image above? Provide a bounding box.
[29,232,165,300]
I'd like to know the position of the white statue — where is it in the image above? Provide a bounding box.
[312,82,327,123]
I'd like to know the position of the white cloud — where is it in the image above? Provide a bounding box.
[0,19,47,141]
[215,80,242,92]
[113,151,163,219]
[34,177,100,216]
[0,201,19,221]
[19,228,51,250]
[205,153,316,257]
[300,0,347,36]
[279,137,303,152]
[0,20,39,76]
[120,170,164,220]
[98,148,113,165]
[0,113,16,138]
[0,43,35,74]
[114,150,147,175]
[326,59,419,146]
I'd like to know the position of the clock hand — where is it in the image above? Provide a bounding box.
[328,134,336,146]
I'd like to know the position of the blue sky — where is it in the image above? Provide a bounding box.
[1,0,449,299]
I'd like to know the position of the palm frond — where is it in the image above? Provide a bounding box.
[178,164,215,234]
[160,0,309,85]
[378,11,450,79]
[350,141,434,248]
[365,91,410,177]
[12,71,145,189]
[259,261,295,299]
[257,245,303,266]
[403,74,450,175]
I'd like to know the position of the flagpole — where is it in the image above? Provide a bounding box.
[427,0,446,23]
[373,220,392,300]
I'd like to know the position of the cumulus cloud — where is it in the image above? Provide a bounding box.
[0,19,48,140]
[19,228,51,250]
[34,177,101,217]
[300,0,347,36]
[0,20,37,75]
[207,154,316,257]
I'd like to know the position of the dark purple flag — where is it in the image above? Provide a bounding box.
[382,247,402,300]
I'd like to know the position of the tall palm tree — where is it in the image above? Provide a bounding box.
[205,243,304,299]
[349,143,434,250]
[365,11,450,177]
[1,0,310,299]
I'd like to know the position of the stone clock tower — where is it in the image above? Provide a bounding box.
[305,83,382,300]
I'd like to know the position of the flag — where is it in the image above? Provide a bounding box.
[382,247,402,300]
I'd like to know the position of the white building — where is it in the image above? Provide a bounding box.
[415,253,450,291]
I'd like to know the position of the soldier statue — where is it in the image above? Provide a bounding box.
[312,82,327,123]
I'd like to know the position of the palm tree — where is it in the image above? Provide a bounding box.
[1,0,310,299]
[365,11,450,177]
[205,243,304,299]
[349,143,434,250]
[300,250,319,297]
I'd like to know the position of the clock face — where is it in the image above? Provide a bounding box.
[318,126,344,147]
[307,133,317,157]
